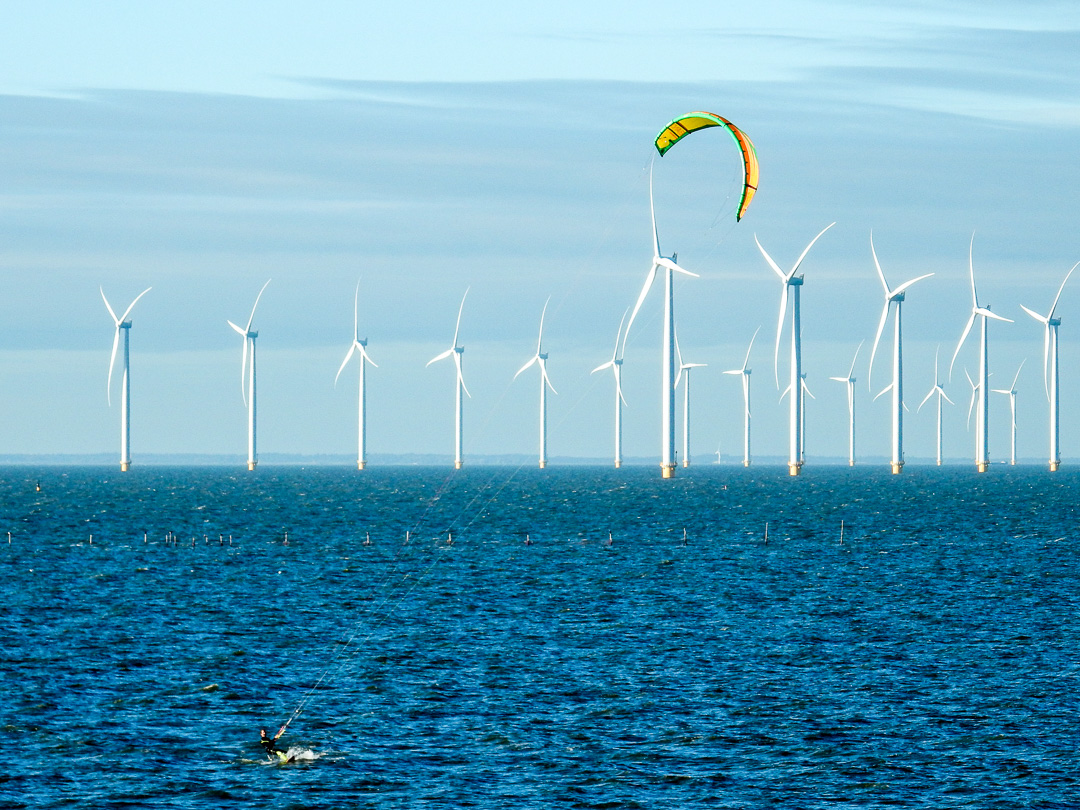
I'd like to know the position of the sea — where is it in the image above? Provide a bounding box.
[2,464,1079,809]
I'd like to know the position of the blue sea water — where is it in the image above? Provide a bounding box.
[2,464,1079,808]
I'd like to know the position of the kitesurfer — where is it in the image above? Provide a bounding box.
[260,727,285,758]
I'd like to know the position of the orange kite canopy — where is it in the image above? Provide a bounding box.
[654,111,759,222]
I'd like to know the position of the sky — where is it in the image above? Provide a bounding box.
[3,1,1080,465]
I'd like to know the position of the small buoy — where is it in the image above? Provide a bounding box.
[229,535,233,546]
[607,532,613,547]
[7,531,10,544]
[89,534,93,545]
[35,481,41,492]
[764,522,769,545]
[447,532,453,546]
[525,534,531,546]
[284,531,289,546]
[364,532,371,546]
[144,532,147,544]
[219,534,223,545]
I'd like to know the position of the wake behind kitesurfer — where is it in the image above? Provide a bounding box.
[260,727,286,758]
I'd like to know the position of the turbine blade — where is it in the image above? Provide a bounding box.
[613,307,629,362]
[227,320,246,336]
[540,359,557,394]
[658,257,699,278]
[847,339,864,379]
[968,232,979,307]
[118,286,152,324]
[801,379,815,400]
[107,327,120,406]
[454,352,471,398]
[358,344,378,368]
[874,383,893,402]
[940,388,954,406]
[334,344,356,387]
[1010,358,1025,390]
[891,273,933,297]
[452,287,469,348]
[774,282,788,388]
[790,222,836,278]
[622,264,658,356]
[616,368,627,407]
[649,161,660,259]
[742,325,760,371]
[977,307,1012,323]
[868,300,890,391]
[1049,260,1080,319]
[754,234,787,281]
[100,287,119,325]
[427,348,454,367]
[950,312,977,380]
[514,355,538,380]
[1020,304,1048,324]
[869,231,891,297]
[536,296,550,354]
[246,278,272,333]
[674,329,684,372]
[917,387,934,412]
[829,376,848,382]
[591,360,614,375]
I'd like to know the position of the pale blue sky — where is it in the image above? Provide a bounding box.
[2,1,1080,464]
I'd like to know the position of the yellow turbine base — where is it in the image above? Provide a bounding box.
[247,461,257,471]
[788,462,802,476]
[358,460,366,470]
[976,461,989,473]
[539,460,547,469]
[1051,460,1061,471]
[661,464,676,479]
[614,459,622,469]
[120,461,131,472]
[849,460,855,467]
[683,459,690,468]
[454,460,463,470]
[744,460,751,468]
[891,461,903,475]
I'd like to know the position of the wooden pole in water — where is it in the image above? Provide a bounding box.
[764,522,768,545]
[840,519,845,544]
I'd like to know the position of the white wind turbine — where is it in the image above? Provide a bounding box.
[427,288,470,470]
[335,281,378,470]
[227,279,271,471]
[622,163,699,479]
[756,223,834,475]
[101,286,152,472]
[917,347,954,466]
[829,341,863,467]
[867,234,933,474]
[591,309,629,468]
[723,326,760,467]
[950,236,1013,472]
[1020,261,1078,471]
[515,297,558,469]
[674,331,706,468]
[992,360,1025,466]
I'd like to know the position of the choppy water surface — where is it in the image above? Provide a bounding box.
[2,465,1079,808]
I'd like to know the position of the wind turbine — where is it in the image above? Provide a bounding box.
[227,279,271,471]
[723,326,760,467]
[917,347,954,466]
[101,286,152,472]
[867,233,933,474]
[622,163,699,479]
[515,297,558,469]
[591,309,629,468]
[992,360,1025,466]
[674,331,706,468]
[334,281,378,470]
[830,341,863,467]
[1020,261,1078,471]
[756,222,835,475]
[427,288,470,470]
[950,236,1013,472]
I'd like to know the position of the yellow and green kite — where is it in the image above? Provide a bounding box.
[654,111,759,222]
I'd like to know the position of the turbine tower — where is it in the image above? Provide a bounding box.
[917,347,954,466]
[427,288,470,470]
[591,310,628,468]
[623,164,698,479]
[335,281,378,470]
[723,326,760,467]
[674,331,706,468]
[515,297,558,469]
[1020,261,1078,471]
[228,279,271,471]
[830,341,863,467]
[867,233,933,474]
[991,360,1025,466]
[950,236,1013,472]
[756,223,834,475]
[101,286,151,472]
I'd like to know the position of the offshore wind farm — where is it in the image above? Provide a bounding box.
[8,5,1080,808]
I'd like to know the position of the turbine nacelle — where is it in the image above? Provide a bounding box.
[101,285,152,406]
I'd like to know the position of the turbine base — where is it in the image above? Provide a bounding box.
[120,461,131,472]
[539,460,547,469]
[682,459,690,468]
[454,460,463,470]
[358,460,366,470]
[976,461,989,473]
[247,461,257,471]
[849,460,855,467]
[1051,460,1061,472]
[891,461,904,475]
[614,459,622,469]
[743,460,751,468]
[661,464,676,479]
[788,462,802,476]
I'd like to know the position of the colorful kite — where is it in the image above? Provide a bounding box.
[654,111,759,222]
